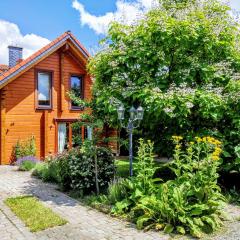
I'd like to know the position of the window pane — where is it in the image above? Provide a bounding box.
[38,72,51,106]
[71,76,82,107]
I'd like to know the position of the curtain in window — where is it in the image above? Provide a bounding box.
[87,126,93,140]
[58,123,66,153]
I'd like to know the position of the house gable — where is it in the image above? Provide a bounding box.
[0,31,89,89]
[0,32,92,164]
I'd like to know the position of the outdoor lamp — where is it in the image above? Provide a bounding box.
[116,103,144,177]
[136,106,144,120]
[117,105,125,120]
[129,106,136,120]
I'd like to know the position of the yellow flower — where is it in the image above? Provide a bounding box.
[175,144,181,149]
[172,136,183,141]
[214,147,222,153]
[195,137,202,142]
[212,155,220,161]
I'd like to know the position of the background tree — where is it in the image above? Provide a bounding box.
[88,0,240,185]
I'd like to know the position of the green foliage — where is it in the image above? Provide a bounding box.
[88,0,240,176]
[19,160,36,171]
[14,136,37,160]
[33,143,115,194]
[224,188,240,206]
[68,142,115,194]
[32,159,61,183]
[107,178,130,204]
[32,162,47,178]
[100,138,225,238]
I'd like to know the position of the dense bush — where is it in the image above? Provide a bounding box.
[99,138,225,238]
[14,136,37,160]
[17,156,39,171]
[69,143,115,194]
[33,143,115,194]
[32,160,60,183]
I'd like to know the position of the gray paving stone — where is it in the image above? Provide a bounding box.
[0,166,239,240]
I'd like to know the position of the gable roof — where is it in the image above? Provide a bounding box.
[0,31,90,89]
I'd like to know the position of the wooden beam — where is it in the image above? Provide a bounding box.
[0,88,6,164]
[43,110,48,157]
[67,41,88,64]
[59,52,64,113]
[81,126,85,142]
[66,51,86,69]
[55,122,58,154]
[69,124,72,149]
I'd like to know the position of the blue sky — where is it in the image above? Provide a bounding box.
[0,0,239,63]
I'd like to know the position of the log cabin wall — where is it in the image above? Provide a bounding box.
[2,50,92,164]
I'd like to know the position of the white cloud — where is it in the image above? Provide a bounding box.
[72,0,158,35]
[0,20,50,65]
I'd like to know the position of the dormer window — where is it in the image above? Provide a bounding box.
[70,75,83,110]
[36,70,52,109]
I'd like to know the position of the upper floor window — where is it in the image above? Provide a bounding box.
[70,75,83,109]
[37,71,52,109]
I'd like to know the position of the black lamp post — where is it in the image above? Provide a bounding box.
[117,105,144,177]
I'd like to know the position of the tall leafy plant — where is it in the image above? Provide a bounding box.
[14,136,37,160]
[108,137,225,238]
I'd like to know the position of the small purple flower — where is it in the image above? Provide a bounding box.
[16,156,39,166]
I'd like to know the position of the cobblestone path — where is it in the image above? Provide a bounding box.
[0,166,240,240]
[0,166,169,240]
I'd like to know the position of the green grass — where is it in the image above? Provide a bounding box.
[115,158,138,177]
[5,196,67,232]
[115,158,164,178]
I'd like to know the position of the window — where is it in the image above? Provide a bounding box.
[57,121,92,153]
[70,75,83,109]
[37,71,52,108]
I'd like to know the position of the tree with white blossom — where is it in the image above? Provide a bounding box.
[88,0,240,176]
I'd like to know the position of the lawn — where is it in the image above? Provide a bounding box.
[5,195,67,232]
[115,157,165,178]
[115,157,137,177]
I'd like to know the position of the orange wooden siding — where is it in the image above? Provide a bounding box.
[2,51,91,164]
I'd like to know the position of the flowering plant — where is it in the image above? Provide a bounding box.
[16,156,39,166]
[87,0,240,179]
[171,135,223,177]
[16,156,39,171]
[107,138,225,238]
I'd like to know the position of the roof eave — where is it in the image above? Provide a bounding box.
[0,34,89,89]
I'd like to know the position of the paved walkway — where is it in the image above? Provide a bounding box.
[0,166,240,240]
[0,166,170,240]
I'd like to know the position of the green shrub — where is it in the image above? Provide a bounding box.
[107,179,130,205]
[14,136,36,160]
[33,143,115,194]
[104,138,225,238]
[32,162,47,178]
[32,163,48,180]
[32,160,60,183]
[68,143,115,194]
[17,156,39,171]
[19,160,36,171]
[53,153,71,191]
